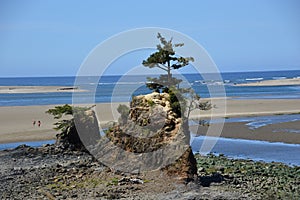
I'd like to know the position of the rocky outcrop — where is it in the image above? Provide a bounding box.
[56,109,101,151]
[92,92,197,182]
[162,146,197,182]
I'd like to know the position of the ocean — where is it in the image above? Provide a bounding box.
[0,70,300,106]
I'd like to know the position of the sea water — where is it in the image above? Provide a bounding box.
[0,137,299,166]
[191,136,300,166]
[0,70,300,106]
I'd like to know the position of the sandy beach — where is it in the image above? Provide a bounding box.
[191,98,300,118]
[0,86,86,93]
[1,98,300,144]
[235,77,300,86]
[0,102,126,144]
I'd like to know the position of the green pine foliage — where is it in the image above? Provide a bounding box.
[143,33,193,91]
[46,104,94,132]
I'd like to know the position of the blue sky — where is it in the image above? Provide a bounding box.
[0,0,299,77]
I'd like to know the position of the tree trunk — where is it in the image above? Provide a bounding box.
[167,60,171,87]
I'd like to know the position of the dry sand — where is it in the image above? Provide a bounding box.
[0,105,58,144]
[190,98,300,118]
[0,86,86,93]
[235,77,300,86]
[0,103,127,144]
[0,99,300,144]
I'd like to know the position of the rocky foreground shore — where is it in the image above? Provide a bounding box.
[1,144,299,199]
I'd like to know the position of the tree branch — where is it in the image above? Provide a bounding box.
[156,64,168,72]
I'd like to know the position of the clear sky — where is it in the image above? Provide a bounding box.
[0,0,299,77]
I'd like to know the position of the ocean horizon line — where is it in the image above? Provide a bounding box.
[1,69,300,78]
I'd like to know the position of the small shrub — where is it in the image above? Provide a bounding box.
[147,99,155,107]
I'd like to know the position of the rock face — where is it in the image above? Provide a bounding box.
[56,109,101,151]
[93,92,197,182]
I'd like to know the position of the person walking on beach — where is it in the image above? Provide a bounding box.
[32,120,36,127]
[38,120,41,127]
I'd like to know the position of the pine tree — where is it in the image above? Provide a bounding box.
[142,33,194,92]
[142,33,211,119]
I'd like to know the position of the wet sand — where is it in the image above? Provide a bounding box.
[190,121,300,144]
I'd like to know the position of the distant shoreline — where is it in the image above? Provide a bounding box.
[235,77,300,86]
[0,86,87,94]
